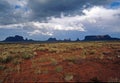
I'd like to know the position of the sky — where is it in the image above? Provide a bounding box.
[0,0,120,41]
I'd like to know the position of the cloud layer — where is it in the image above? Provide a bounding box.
[0,0,120,40]
[0,0,114,24]
[0,6,120,36]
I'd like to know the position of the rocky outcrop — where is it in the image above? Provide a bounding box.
[4,35,24,42]
[4,35,34,42]
[47,38,57,42]
[84,35,120,41]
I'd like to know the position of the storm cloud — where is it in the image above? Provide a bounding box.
[1,0,114,24]
[28,0,114,20]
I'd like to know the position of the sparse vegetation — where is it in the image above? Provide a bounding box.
[21,52,34,59]
[0,52,13,63]
[0,41,120,82]
[108,77,120,82]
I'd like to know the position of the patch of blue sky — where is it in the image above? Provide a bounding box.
[110,1,120,8]
[15,5,21,9]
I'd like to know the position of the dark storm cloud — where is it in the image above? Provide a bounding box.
[0,0,13,25]
[0,0,10,12]
[0,0,114,24]
[28,0,113,20]
[0,0,31,25]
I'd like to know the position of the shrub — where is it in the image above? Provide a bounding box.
[0,52,13,63]
[55,66,63,73]
[33,52,37,56]
[21,53,34,60]
[0,65,6,70]
[89,50,97,55]
[38,57,50,63]
[82,49,87,55]
[64,73,74,81]
[12,58,22,65]
[37,47,48,51]
[48,48,58,53]
[50,58,58,65]
[64,56,78,63]
[0,55,13,63]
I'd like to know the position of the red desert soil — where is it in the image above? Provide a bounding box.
[0,42,120,82]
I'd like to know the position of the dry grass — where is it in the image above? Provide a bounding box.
[0,41,119,64]
[0,41,120,82]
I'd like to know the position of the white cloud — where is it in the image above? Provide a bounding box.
[0,6,120,36]
[27,30,53,36]
[6,0,28,7]
[0,20,85,36]
[26,20,85,35]
[81,6,120,32]
[83,6,120,20]
[0,24,24,29]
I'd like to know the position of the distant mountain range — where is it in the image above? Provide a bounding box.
[2,35,120,42]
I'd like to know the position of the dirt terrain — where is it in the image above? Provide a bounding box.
[0,41,120,82]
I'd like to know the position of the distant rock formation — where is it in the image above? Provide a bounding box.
[4,35,24,42]
[84,35,120,41]
[63,38,71,42]
[2,34,120,42]
[47,38,57,42]
[76,38,80,42]
[4,35,34,42]
[47,38,72,42]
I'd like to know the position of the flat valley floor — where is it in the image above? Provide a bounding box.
[0,41,120,82]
